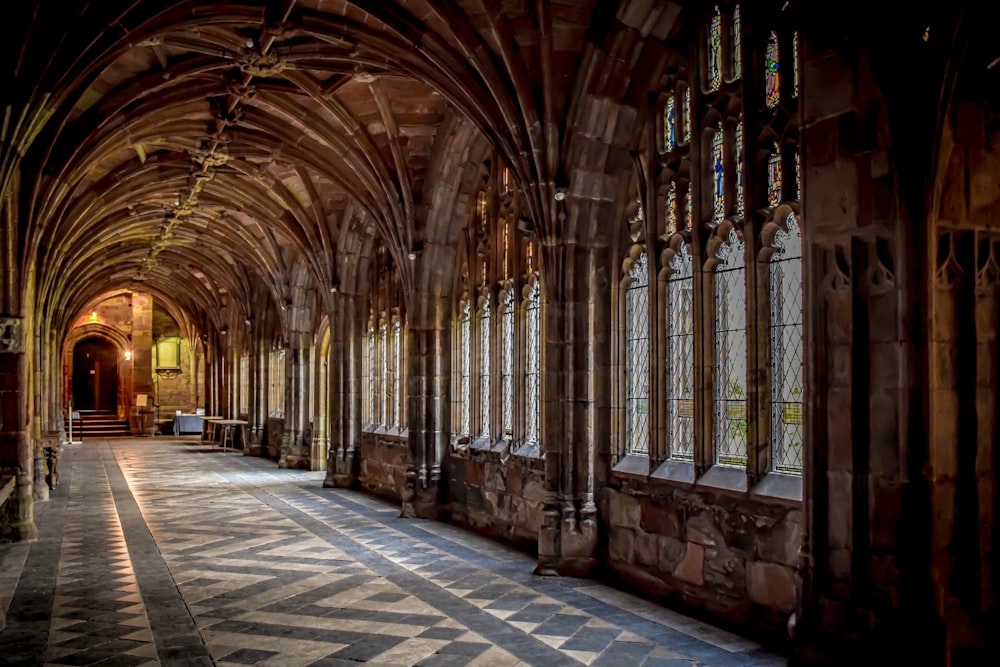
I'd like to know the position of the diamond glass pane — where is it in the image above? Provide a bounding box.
[380,324,388,426]
[391,324,401,427]
[460,308,471,436]
[714,229,747,467]
[525,282,541,445]
[363,331,373,425]
[480,298,491,438]
[770,214,804,474]
[501,291,515,437]
[713,131,725,223]
[667,244,695,460]
[625,253,650,456]
[708,8,722,90]
[765,31,780,108]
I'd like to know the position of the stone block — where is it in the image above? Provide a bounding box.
[634,531,659,568]
[658,536,686,572]
[673,543,704,586]
[686,512,722,547]
[522,478,546,502]
[609,491,641,527]
[755,510,803,568]
[641,501,682,537]
[609,527,634,563]
[748,562,797,613]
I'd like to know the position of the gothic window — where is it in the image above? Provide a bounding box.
[708,6,722,90]
[500,289,515,438]
[524,279,541,445]
[239,353,249,414]
[714,229,748,467]
[765,31,780,109]
[363,325,375,426]
[712,130,725,224]
[479,293,491,439]
[390,319,401,429]
[455,301,471,437]
[379,320,389,427]
[770,214,803,474]
[268,349,285,418]
[625,251,650,456]
[666,244,695,460]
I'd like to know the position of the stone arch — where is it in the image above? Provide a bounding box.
[62,323,133,419]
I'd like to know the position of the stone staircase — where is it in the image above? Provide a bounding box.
[64,410,131,439]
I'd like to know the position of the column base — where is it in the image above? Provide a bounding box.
[1,474,38,542]
[535,503,599,578]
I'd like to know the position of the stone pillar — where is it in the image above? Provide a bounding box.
[328,293,360,487]
[311,330,330,472]
[0,317,36,541]
[401,292,446,519]
[535,238,600,577]
[279,335,310,469]
[131,293,155,435]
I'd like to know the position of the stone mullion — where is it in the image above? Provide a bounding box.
[245,335,258,449]
[694,234,712,475]
[974,248,997,610]
[746,230,767,484]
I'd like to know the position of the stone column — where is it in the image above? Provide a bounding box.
[535,237,600,577]
[328,293,360,487]
[0,317,37,541]
[131,293,154,434]
[400,291,447,519]
[311,329,330,472]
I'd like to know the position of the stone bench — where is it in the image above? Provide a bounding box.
[0,475,14,510]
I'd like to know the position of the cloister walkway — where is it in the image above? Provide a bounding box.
[0,439,783,666]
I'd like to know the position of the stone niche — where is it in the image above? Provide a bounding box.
[604,483,801,637]
[446,445,545,550]
[358,432,408,501]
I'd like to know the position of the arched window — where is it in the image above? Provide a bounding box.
[239,353,249,415]
[456,302,471,437]
[479,293,491,439]
[770,214,803,474]
[363,325,374,426]
[524,280,541,446]
[625,252,650,456]
[269,348,285,418]
[714,229,747,467]
[379,320,388,427]
[500,289,515,438]
[666,243,694,460]
[390,319,401,429]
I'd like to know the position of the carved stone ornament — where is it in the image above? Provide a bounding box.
[0,317,25,353]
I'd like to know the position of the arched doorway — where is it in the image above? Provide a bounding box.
[72,337,119,412]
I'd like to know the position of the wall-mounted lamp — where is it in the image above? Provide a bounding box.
[553,189,567,202]
[330,278,339,293]
[220,326,229,335]
[124,350,132,361]
[408,242,423,261]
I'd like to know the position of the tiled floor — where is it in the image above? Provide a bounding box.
[0,438,785,666]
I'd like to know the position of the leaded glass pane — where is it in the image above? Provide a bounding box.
[713,131,725,224]
[460,307,471,436]
[684,190,691,230]
[683,89,692,144]
[667,245,695,460]
[380,324,388,426]
[765,31,780,108]
[501,291,515,437]
[795,148,801,201]
[770,214,804,474]
[664,96,676,152]
[625,253,650,456]
[732,5,742,81]
[714,230,747,467]
[390,323,401,428]
[792,31,800,99]
[365,330,375,425]
[768,151,782,206]
[525,282,541,445]
[480,298,491,438]
[708,7,722,90]
[736,121,745,217]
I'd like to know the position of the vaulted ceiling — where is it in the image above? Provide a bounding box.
[1,0,687,341]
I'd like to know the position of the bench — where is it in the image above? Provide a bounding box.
[0,475,14,510]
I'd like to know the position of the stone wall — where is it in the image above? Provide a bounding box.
[604,484,801,635]
[446,448,545,550]
[154,338,197,416]
[358,432,408,502]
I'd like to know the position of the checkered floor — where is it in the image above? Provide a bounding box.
[0,439,784,666]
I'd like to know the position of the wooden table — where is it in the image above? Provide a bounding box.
[200,416,223,446]
[212,419,248,451]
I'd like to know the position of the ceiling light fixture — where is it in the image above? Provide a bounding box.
[554,189,567,202]
[246,37,255,48]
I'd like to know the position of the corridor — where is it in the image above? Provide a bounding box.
[0,439,782,667]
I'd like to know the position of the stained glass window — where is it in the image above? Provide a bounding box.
[770,214,803,474]
[479,297,491,438]
[684,190,692,230]
[736,121,745,217]
[682,88,692,144]
[792,31,800,99]
[525,282,541,445]
[667,244,695,460]
[713,131,725,223]
[765,31,780,109]
[732,5,742,81]
[667,182,678,235]
[501,290,515,438]
[795,148,801,201]
[390,322,401,428]
[714,229,747,467]
[768,150,782,206]
[708,7,722,90]
[664,96,676,152]
[625,252,650,456]
[459,305,471,436]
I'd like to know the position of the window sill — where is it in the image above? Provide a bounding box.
[612,454,651,479]
[751,471,803,504]
[651,459,696,485]
[511,441,543,461]
[695,465,748,495]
